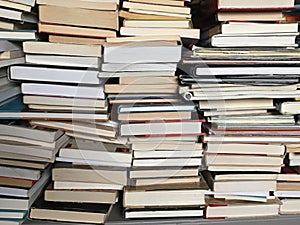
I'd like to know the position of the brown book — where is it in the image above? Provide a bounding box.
[44,183,118,204]
[37,0,117,11]
[39,5,119,30]
[39,22,116,38]
[0,176,36,188]
[0,50,24,59]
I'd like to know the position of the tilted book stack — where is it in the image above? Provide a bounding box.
[0,123,68,225]
[0,0,38,115]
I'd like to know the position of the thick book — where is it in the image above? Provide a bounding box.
[206,198,280,219]
[44,184,118,204]
[39,5,119,30]
[30,197,113,224]
[10,66,101,85]
[103,41,182,63]
[23,41,102,57]
[124,184,206,208]
[52,165,128,186]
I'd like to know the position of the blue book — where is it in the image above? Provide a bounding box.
[0,95,25,113]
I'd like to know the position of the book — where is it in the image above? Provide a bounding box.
[206,143,285,155]
[119,10,184,20]
[124,185,206,208]
[49,35,105,45]
[218,11,284,21]
[23,95,106,108]
[130,167,199,179]
[36,0,117,11]
[206,198,280,219]
[39,6,119,30]
[104,41,182,63]
[52,166,128,185]
[121,120,204,137]
[221,22,299,34]
[278,102,300,115]
[0,7,37,23]
[44,184,118,204]
[59,148,132,165]
[38,23,116,38]
[211,33,298,47]
[21,83,105,99]
[30,197,113,224]
[25,54,100,68]
[53,181,123,191]
[104,84,178,93]
[120,27,200,39]
[101,63,177,72]
[0,123,64,143]
[118,104,196,113]
[128,0,188,7]
[124,19,191,28]
[10,66,101,85]
[0,112,109,121]
[23,41,102,57]
[218,0,295,10]
[0,158,49,170]
[0,166,41,180]
[118,111,192,121]
[0,30,36,41]
[125,207,204,219]
[30,120,117,139]
[123,1,190,15]
[8,0,36,7]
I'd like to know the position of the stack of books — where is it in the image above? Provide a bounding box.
[30,139,130,224]
[0,122,68,225]
[275,171,300,215]
[0,0,38,110]
[175,2,300,220]
[101,35,182,105]
[100,33,208,218]
[119,0,200,40]
[206,0,298,47]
